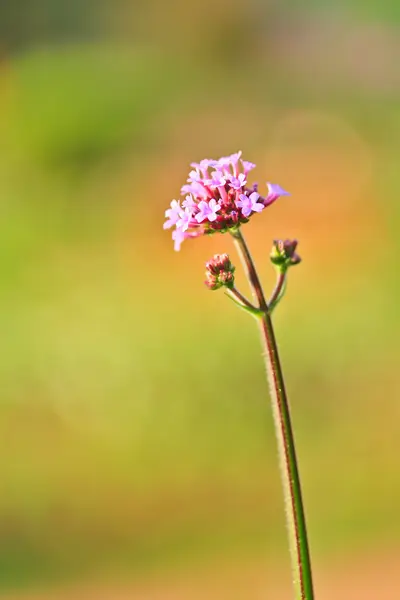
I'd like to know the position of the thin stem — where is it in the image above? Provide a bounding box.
[225,287,264,318]
[268,270,287,312]
[226,287,258,312]
[259,314,314,600]
[231,230,268,311]
[231,228,314,600]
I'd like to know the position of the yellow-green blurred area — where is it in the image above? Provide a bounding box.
[0,0,399,597]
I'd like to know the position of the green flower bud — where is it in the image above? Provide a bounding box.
[270,239,301,272]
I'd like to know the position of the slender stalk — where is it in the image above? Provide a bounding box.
[226,287,258,312]
[231,229,314,600]
[268,271,287,312]
[231,229,268,311]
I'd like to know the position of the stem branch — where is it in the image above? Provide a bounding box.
[231,230,268,311]
[226,287,257,312]
[268,271,287,312]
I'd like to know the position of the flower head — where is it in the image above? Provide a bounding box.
[205,254,235,290]
[164,152,289,250]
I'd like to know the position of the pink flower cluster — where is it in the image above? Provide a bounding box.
[163,151,289,251]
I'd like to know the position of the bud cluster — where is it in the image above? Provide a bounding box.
[270,239,301,271]
[205,254,235,291]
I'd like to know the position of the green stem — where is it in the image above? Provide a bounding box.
[231,230,268,311]
[268,270,287,312]
[231,229,314,600]
[227,287,257,312]
[225,287,264,317]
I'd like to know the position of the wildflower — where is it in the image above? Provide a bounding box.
[176,207,194,232]
[164,152,290,250]
[236,192,264,218]
[229,173,247,190]
[205,254,235,290]
[182,194,197,210]
[163,200,181,230]
[242,160,256,174]
[206,171,227,188]
[195,199,221,223]
[266,183,290,206]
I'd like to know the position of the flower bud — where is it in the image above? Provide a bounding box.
[205,253,235,290]
[270,239,301,271]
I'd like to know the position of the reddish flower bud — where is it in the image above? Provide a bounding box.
[205,254,235,290]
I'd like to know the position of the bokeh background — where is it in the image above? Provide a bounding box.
[1,1,399,598]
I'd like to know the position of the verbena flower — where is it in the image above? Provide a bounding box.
[163,199,181,230]
[164,151,289,251]
[236,192,264,218]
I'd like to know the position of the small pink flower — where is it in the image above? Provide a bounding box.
[176,207,194,232]
[163,200,181,229]
[265,183,290,206]
[217,151,242,174]
[241,160,256,174]
[188,169,202,182]
[191,158,218,175]
[195,199,221,223]
[228,173,247,190]
[181,182,209,199]
[236,192,264,218]
[206,170,226,188]
[182,194,197,210]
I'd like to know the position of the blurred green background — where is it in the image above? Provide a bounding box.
[0,1,399,598]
